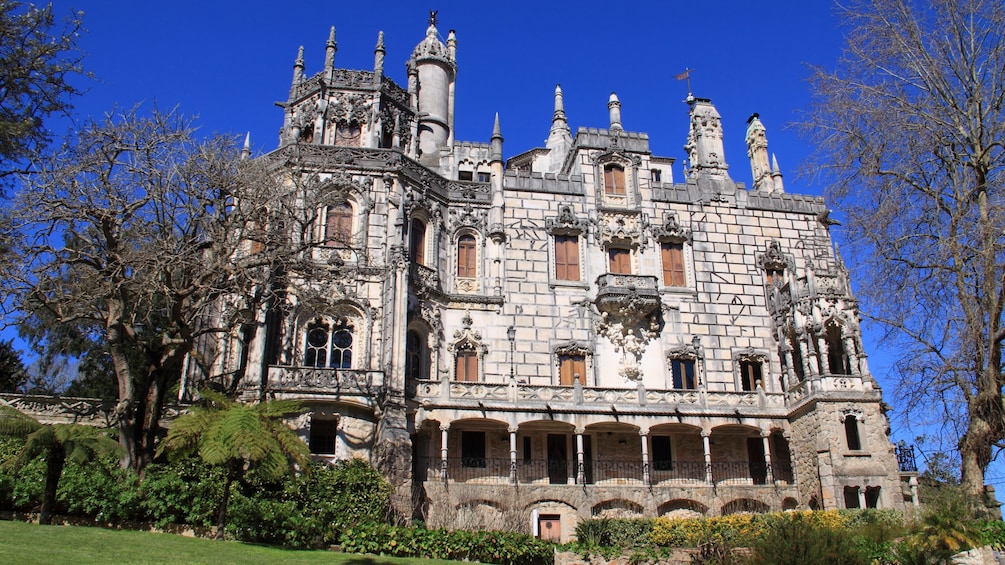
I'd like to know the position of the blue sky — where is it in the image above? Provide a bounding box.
[41,1,987,484]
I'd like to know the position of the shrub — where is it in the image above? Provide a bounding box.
[139,458,224,528]
[745,513,869,565]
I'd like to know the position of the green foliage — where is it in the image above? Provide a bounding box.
[0,339,27,392]
[138,458,224,528]
[745,513,869,565]
[574,518,653,549]
[0,404,42,437]
[54,455,141,524]
[977,519,1005,550]
[337,522,555,565]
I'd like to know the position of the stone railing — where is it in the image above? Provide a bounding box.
[0,393,111,426]
[266,367,383,400]
[413,380,787,411]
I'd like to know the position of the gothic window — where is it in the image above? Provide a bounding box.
[652,436,673,471]
[309,418,338,455]
[410,218,427,265]
[670,358,697,390]
[456,234,477,278]
[325,203,353,246]
[335,122,362,146]
[461,431,486,468]
[788,330,806,381]
[303,318,354,369]
[661,242,686,287]
[608,247,632,274]
[558,354,586,386]
[604,164,626,194]
[554,234,581,281]
[826,324,850,375]
[844,414,863,450]
[739,359,762,391]
[455,347,479,382]
[405,330,426,381]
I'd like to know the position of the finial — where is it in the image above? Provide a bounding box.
[608,92,623,131]
[771,153,780,173]
[241,132,251,160]
[292,45,305,86]
[492,113,502,138]
[447,29,456,60]
[554,84,566,116]
[490,113,503,162]
[429,10,438,26]
[374,30,385,78]
[324,27,337,77]
[675,67,695,103]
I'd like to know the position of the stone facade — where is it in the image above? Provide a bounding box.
[186,15,917,542]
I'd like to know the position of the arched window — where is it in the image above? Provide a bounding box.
[405,330,425,381]
[844,414,862,450]
[410,218,426,264]
[604,164,626,195]
[826,324,850,375]
[335,122,362,146]
[303,318,354,369]
[457,234,476,277]
[325,203,353,246]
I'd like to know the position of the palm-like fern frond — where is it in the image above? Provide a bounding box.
[0,404,43,438]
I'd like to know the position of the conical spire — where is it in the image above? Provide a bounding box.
[291,45,305,87]
[771,153,785,193]
[608,92,623,131]
[545,85,572,171]
[241,132,251,160]
[551,84,570,132]
[324,27,337,79]
[374,31,385,79]
[490,113,503,162]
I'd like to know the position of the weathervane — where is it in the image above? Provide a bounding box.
[429,10,438,26]
[676,67,695,104]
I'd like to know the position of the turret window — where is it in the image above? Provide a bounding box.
[844,414,863,450]
[604,164,626,195]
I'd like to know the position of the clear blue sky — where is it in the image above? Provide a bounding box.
[43,0,987,485]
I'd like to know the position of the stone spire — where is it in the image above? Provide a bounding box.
[374,31,385,81]
[608,92,623,131]
[291,45,305,87]
[323,26,337,80]
[490,113,503,163]
[745,113,772,192]
[241,132,251,160]
[684,98,729,179]
[771,154,785,193]
[545,85,572,169]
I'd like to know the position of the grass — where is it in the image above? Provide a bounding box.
[0,520,463,565]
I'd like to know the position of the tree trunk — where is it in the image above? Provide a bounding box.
[215,468,235,540]
[39,446,65,525]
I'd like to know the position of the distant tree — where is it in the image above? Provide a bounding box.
[3,108,346,473]
[0,338,26,392]
[156,389,309,539]
[0,405,121,524]
[806,0,1005,499]
[0,1,86,182]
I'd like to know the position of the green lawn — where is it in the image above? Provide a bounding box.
[0,520,464,565]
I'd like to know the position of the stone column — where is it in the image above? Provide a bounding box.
[817,335,830,376]
[761,430,774,484]
[843,335,860,376]
[702,431,713,485]
[910,477,920,507]
[640,430,650,486]
[509,426,518,484]
[440,424,449,482]
[858,487,867,509]
[576,429,586,485]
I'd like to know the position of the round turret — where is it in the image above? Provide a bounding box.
[409,15,456,165]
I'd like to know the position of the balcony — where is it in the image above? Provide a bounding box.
[266,367,383,405]
[594,273,661,319]
[415,457,793,487]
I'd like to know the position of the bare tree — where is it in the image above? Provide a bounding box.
[2,107,345,472]
[0,1,86,182]
[806,0,1005,497]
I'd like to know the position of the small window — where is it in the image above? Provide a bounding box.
[826,325,850,375]
[844,486,861,509]
[458,170,474,181]
[765,267,785,287]
[670,359,697,390]
[335,122,361,146]
[477,172,491,183]
[325,203,353,246]
[309,419,338,455]
[554,234,580,281]
[523,437,532,463]
[457,234,477,277]
[608,247,631,274]
[604,164,626,195]
[651,169,662,183]
[739,359,762,391]
[865,486,881,508]
[558,354,586,386]
[455,347,478,382]
[461,431,486,468]
[405,330,425,381]
[410,218,426,264]
[661,242,686,286]
[844,414,862,450]
[304,319,353,369]
[651,436,673,471]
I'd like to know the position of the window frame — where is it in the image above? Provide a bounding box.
[303,318,355,369]
[738,359,762,391]
[661,241,686,287]
[554,234,581,281]
[456,233,477,278]
[324,202,354,247]
[309,418,338,455]
[603,164,626,195]
[558,354,587,386]
[670,358,697,390]
[455,347,479,382]
[409,218,427,265]
[608,246,632,274]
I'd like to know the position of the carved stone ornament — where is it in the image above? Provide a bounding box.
[597,211,645,246]
[735,347,767,364]
[449,204,486,231]
[595,310,661,357]
[554,342,590,357]
[448,311,487,354]
[545,205,589,235]
[756,240,793,271]
[667,335,703,361]
[327,92,373,126]
[651,212,692,243]
[840,406,865,422]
